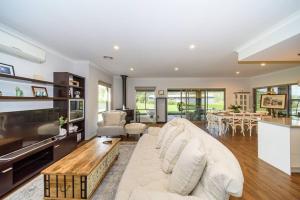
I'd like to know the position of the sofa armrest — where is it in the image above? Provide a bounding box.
[147,127,161,136]
[129,189,201,200]
[120,120,126,126]
[97,121,104,127]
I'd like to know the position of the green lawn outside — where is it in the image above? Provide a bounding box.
[135,99,224,115]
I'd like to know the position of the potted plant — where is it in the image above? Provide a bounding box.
[228,105,242,113]
[58,116,68,136]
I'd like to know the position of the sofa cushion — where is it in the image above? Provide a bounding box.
[161,130,190,173]
[169,139,207,196]
[148,127,161,136]
[103,112,121,126]
[115,134,170,200]
[156,118,182,149]
[129,188,202,200]
[190,125,244,199]
[159,125,184,159]
[156,123,172,149]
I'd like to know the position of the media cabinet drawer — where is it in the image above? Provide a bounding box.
[44,142,119,199]
[53,134,77,161]
[0,165,13,197]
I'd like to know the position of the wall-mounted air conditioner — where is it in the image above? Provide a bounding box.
[0,30,46,63]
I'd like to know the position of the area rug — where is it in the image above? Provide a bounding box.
[4,142,137,200]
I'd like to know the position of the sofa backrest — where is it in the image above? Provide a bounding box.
[102,110,126,126]
[168,118,244,199]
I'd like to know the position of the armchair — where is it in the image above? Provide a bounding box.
[97,111,127,137]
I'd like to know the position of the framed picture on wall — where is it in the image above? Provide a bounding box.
[158,90,164,95]
[0,63,15,76]
[32,86,48,97]
[260,94,286,109]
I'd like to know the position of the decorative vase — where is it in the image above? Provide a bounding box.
[59,127,67,136]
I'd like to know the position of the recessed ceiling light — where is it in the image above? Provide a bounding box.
[236,71,240,75]
[260,62,266,66]
[113,45,120,50]
[174,67,179,71]
[189,44,196,50]
[130,67,134,71]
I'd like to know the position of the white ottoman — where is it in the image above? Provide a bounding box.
[125,123,147,137]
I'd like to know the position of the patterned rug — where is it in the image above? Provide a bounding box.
[4,142,137,200]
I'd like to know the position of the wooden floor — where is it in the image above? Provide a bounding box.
[217,133,300,200]
[145,122,300,200]
[5,123,300,199]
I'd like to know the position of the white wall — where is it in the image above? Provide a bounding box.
[249,66,300,88]
[85,63,113,139]
[0,51,76,112]
[0,25,113,140]
[113,76,251,110]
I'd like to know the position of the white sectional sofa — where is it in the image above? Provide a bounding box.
[115,118,244,200]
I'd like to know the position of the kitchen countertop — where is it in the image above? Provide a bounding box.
[260,117,300,128]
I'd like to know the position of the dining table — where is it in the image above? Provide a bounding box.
[209,112,266,135]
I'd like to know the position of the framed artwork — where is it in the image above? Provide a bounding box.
[260,94,286,109]
[69,80,80,87]
[158,90,164,95]
[32,86,48,97]
[0,63,15,76]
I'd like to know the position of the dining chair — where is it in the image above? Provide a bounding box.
[206,113,219,134]
[228,113,245,136]
[244,113,259,136]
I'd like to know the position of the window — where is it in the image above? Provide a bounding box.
[254,88,268,111]
[98,82,111,121]
[254,83,300,116]
[290,84,300,116]
[205,90,225,111]
[135,90,155,114]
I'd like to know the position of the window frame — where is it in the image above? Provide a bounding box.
[289,84,300,116]
[98,82,112,120]
[135,90,155,114]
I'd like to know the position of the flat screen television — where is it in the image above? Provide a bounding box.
[0,108,59,157]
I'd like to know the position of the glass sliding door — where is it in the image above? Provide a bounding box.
[167,90,185,120]
[167,88,225,121]
[135,89,155,122]
[185,90,197,120]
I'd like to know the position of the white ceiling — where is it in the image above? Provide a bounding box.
[0,0,300,77]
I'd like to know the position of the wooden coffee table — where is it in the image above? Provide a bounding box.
[42,138,121,199]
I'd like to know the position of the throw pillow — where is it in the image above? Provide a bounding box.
[156,123,173,149]
[159,124,184,159]
[168,139,207,196]
[161,130,190,173]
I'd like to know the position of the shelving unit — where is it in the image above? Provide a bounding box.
[0,72,86,143]
[0,73,66,87]
[0,96,67,100]
[53,72,85,143]
[234,92,250,112]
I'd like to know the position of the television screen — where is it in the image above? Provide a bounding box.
[0,109,59,157]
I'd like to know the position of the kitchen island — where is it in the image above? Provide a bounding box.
[258,117,300,175]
